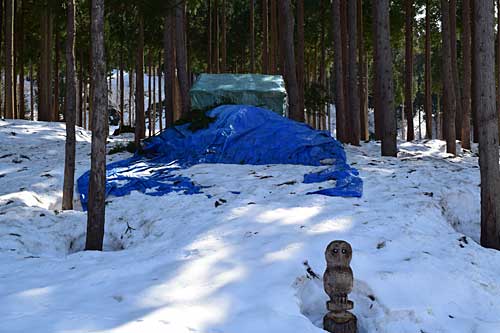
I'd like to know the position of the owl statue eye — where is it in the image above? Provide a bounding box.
[341,249,347,254]
[333,249,339,253]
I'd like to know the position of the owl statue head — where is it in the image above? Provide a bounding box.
[325,240,352,266]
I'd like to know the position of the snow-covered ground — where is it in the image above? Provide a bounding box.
[1,119,500,333]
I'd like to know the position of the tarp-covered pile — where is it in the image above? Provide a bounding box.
[190,74,287,115]
[77,105,362,210]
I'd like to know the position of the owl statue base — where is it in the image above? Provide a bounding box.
[323,311,357,333]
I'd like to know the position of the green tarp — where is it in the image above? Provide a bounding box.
[189,73,287,115]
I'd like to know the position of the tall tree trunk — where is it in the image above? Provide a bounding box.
[176,2,190,118]
[85,0,107,251]
[461,0,471,149]
[296,0,305,120]
[83,76,87,129]
[63,0,76,211]
[441,0,456,155]
[332,0,346,142]
[358,0,368,141]
[471,0,478,143]
[270,0,277,73]
[128,68,133,126]
[164,11,175,128]
[13,0,17,119]
[424,0,432,139]
[77,49,83,127]
[278,0,301,122]
[158,50,163,132]
[119,52,124,128]
[262,0,269,73]
[17,0,24,120]
[153,61,156,134]
[134,14,145,146]
[474,0,500,250]
[450,0,462,140]
[5,0,14,119]
[207,0,212,72]
[0,0,3,118]
[30,61,34,120]
[54,31,60,121]
[148,52,152,137]
[220,0,226,72]
[347,0,359,145]
[404,0,414,141]
[340,0,350,140]
[372,2,381,141]
[250,0,255,72]
[213,0,219,72]
[497,0,500,144]
[374,0,397,156]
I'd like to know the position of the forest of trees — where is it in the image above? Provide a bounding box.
[0,0,499,250]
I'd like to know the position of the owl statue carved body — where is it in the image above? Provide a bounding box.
[323,240,357,333]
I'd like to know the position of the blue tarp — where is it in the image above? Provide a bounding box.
[77,105,362,210]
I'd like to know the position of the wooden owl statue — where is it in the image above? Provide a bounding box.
[323,240,357,333]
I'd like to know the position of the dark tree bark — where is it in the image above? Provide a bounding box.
[278,0,301,122]
[175,1,190,118]
[221,0,226,72]
[83,75,87,129]
[5,0,14,119]
[164,11,175,128]
[148,52,152,137]
[474,0,500,250]
[153,60,156,134]
[404,0,414,141]
[17,0,24,119]
[296,0,305,120]
[340,0,350,139]
[30,61,34,120]
[270,0,277,73]
[441,0,456,155]
[332,0,346,142]
[262,0,269,73]
[450,0,462,140]
[372,4,382,141]
[63,0,76,211]
[374,0,397,156]
[358,0,368,142]
[119,52,124,128]
[497,0,500,144]
[85,0,107,251]
[250,0,255,72]
[54,31,60,121]
[424,0,432,139]
[471,0,478,143]
[77,48,83,127]
[461,0,471,149]
[208,0,212,72]
[135,14,145,146]
[0,0,3,118]
[347,0,359,145]
[158,50,163,132]
[213,0,219,72]
[128,68,133,126]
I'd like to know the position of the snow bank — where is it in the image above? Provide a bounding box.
[1,120,500,333]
